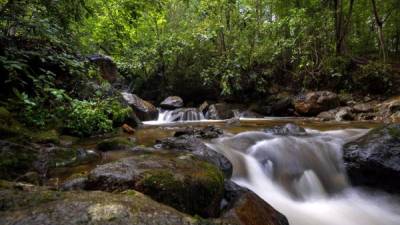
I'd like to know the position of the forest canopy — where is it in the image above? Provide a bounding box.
[0,0,399,131]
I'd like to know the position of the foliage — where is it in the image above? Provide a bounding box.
[64,98,131,137]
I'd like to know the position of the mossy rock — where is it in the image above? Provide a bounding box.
[97,137,135,151]
[86,151,224,218]
[0,141,39,180]
[47,147,100,168]
[0,182,212,225]
[30,130,60,144]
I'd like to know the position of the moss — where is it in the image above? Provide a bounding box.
[97,137,134,151]
[137,159,224,218]
[387,126,400,140]
[30,129,60,144]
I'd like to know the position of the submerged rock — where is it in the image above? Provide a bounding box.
[343,124,400,193]
[264,123,307,136]
[294,91,340,116]
[121,92,158,121]
[160,96,184,109]
[174,126,224,139]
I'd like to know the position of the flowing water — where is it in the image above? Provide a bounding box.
[208,127,400,225]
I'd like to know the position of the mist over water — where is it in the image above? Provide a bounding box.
[209,129,400,225]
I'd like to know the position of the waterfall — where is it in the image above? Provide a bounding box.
[157,108,205,122]
[208,129,400,225]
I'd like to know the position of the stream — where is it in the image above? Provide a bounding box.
[57,117,400,225]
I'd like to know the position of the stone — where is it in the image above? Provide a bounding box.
[199,101,210,115]
[120,92,158,121]
[96,137,135,151]
[294,91,340,116]
[206,103,244,120]
[160,96,184,109]
[122,124,135,134]
[174,126,224,139]
[343,124,400,193]
[0,184,205,225]
[218,180,289,225]
[88,54,118,82]
[335,107,354,121]
[85,151,225,217]
[264,123,307,136]
[317,109,337,121]
[353,102,375,113]
[156,135,233,178]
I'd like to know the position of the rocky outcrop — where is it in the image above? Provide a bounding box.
[343,124,400,193]
[121,92,158,121]
[85,151,225,217]
[160,96,184,109]
[294,91,340,116]
[88,54,118,82]
[156,135,233,178]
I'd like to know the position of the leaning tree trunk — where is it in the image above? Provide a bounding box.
[371,0,387,62]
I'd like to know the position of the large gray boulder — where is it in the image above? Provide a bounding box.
[121,92,158,121]
[343,124,400,193]
[160,96,184,109]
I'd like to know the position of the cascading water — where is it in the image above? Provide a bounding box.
[156,108,205,122]
[208,128,400,225]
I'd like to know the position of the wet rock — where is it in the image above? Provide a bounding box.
[86,157,139,192]
[206,103,244,120]
[335,107,354,121]
[121,124,135,134]
[60,176,88,191]
[264,123,307,136]
[121,92,158,121]
[219,180,289,225]
[294,91,340,116]
[157,136,233,178]
[174,126,224,139]
[353,102,375,113]
[239,110,264,118]
[160,96,184,109]
[85,151,225,217]
[317,109,337,121]
[89,54,118,82]
[0,184,204,225]
[199,101,210,115]
[96,137,135,151]
[343,124,400,193]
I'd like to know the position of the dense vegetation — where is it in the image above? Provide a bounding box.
[1,0,400,134]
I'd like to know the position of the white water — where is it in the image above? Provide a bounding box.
[210,129,400,225]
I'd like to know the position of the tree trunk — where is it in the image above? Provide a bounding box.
[371,0,387,62]
[334,0,354,56]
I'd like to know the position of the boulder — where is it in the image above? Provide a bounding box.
[156,135,233,178]
[85,151,225,217]
[335,107,354,121]
[294,91,340,116]
[173,126,224,139]
[96,137,135,151]
[206,103,244,120]
[199,101,210,115]
[0,183,205,225]
[160,96,184,109]
[317,109,337,121]
[121,92,158,121]
[252,94,294,116]
[88,54,118,82]
[264,123,307,136]
[218,181,289,225]
[353,102,375,113]
[343,124,400,193]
